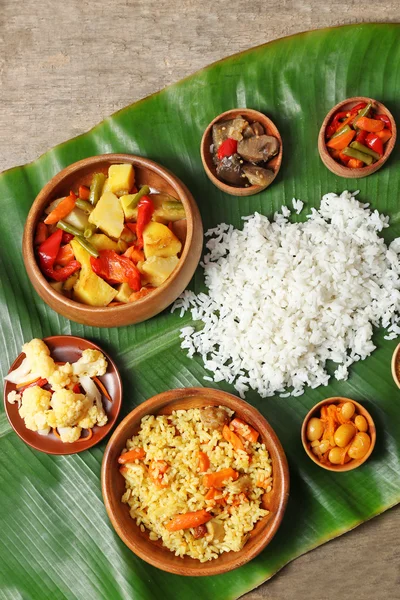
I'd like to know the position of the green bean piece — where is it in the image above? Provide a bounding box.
[57,220,84,237]
[83,224,97,239]
[89,173,106,206]
[342,147,374,165]
[162,200,185,211]
[126,185,151,209]
[331,124,352,139]
[75,198,94,213]
[75,236,99,258]
[353,102,372,127]
[349,141,380,160]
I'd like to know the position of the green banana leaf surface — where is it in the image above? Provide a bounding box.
[1,23,400,600]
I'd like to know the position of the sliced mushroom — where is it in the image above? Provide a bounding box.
[199,405,230,431]
[243,122,265,138]
[212,117,248,148]
[242,165,275,187]
[215,154,243,186]
[237,135,280,163]
[205,519,226,543]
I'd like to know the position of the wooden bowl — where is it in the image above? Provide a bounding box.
[301,397,376,472]
[22,154,203,327]
[3,335,122,455]
[391,344,400,388]
[200,109,283,196]
[101,387,289,576]
[318,97,396,178]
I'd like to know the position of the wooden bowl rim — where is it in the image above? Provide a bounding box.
[200,108,283,196]
[3,335,122,455]
[318,96,397,179]
[391,344,400,388]
[301,396,376,472]
[22,153,202,318]
[101,387,290,576]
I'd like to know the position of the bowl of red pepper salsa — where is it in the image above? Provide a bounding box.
[23,154,203,327]
[318,97,396,178]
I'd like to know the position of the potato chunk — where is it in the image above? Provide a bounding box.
[88,192,124,239]
[71,239,117,306]
[89,233,119,253]
[107,164,135,195]
[143,221,182,258]
[140,256,179,287]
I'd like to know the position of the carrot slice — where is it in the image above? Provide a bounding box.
[93,376,112,402]
[52,428,61,439]
[128,287,155,303]
[34,222,48,245]
[375,128,392,143]
[16,376,41,390]
[203,468,239,489]
[149,460,169,488]
[205,487,217,500]
[77,428,93,442]
[198,451,210,472]
[123,246,144,263]
[347,158,364,169]
[55,243,74,267]
[356,116,385,133]
[44,192,77,225]
[222,425,246,451]
[230,418,259,443]
[78,185,90,200]
[166,509,212,532]
[326,129,355,150]
[118,448,146,464]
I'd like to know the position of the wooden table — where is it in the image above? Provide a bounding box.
[1,2,399,598]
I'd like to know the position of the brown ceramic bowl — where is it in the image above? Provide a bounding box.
[101,387,289,576]
[391,344,400,388]
[3,335,122,455]
[201,109,283,196]
[318,97,396,178]
[301,397,376,472]
[22,154,203,327]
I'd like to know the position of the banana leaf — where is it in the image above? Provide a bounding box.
[1,23,400,600]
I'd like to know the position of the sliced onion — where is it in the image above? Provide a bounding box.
[37,428,50,436]
[5,357,32,384]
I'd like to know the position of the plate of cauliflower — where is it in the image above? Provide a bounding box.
[3,336,122,454]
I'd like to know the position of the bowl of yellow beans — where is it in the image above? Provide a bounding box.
[301,397,376,472]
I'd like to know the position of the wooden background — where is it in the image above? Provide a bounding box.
[1,1,399,598]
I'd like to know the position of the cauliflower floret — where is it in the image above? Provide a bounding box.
[19,386,52,431]
[22,339,56,379]
[46,389,91,428]
[78,375,108,427]
[7,390,22,405]
[72,349,107,378]
[47,363,77,391]
[57,426,82,443]
[78,405,100,429]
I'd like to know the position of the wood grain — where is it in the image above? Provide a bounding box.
[1,1,400,598]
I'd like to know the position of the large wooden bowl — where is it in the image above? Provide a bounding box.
[318,97,396,178]
[201,109,283,196]
[101,387,290,576]
[22,154,203,327]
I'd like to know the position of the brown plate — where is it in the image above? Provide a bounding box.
[3,335,122,455]
[391,343,400,388]
[101,387,289,576]
[201,108,283,196]
[22,154,203,327]
[318,97,396,178]
[301,396,376,472]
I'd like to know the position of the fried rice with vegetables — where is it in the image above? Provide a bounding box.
[119,406,272,562]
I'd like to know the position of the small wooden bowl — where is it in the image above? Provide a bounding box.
[391,344,400,388]
[22,154,203,327]
[3,335,122,455]
[301,397,376,472]
[101,387,289,576]
[318,97,396,178]
[200,109,283,196]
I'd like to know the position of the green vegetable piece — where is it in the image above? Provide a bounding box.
[57,220,84,237]
[89,173,106,206]
[75,199,94,213]
[331,124,352,139]
[84,224,97,239]
[349,141,380,160]
[353,102,372,127]
[126,185,151,209]
[162,200,185,213]
[75,236,99,258]
[342,147,374,165]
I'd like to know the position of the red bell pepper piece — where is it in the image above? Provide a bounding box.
[90,250,141,291]
[78,185,90,200]
[55,243,74,267]
[136,197,155,249]
[355,129,368,144]
[62,232,74,243]
[375,114,391,131]
[350,102,367,114]
[365,133,384,156]
[17,377,48,393]
[217,138,238,160]
[34,222,48,245]
[38,229,81,282]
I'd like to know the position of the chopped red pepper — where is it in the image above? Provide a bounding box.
[38,229,81,282]
[62,232,74,243]
[34,222,48,245]
[18,378,48,393]
[55,243,74,267]
[78,185,90,200]
[338,151,351,165]
[136,196,155,249]
[349,102,367,114]
[217,138,238,160]
[90,250,141,291]
[326,111,348,138]
[375,114,391,131]
[355,129,368,144]
[365,132,384,156]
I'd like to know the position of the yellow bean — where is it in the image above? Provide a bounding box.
[341,401,355,420]
[328,447,346,465]
[354,415,368,432]
[306,417,324,442]
[348,432,371,460]
[319,439,330,453]
[334,423,357,448]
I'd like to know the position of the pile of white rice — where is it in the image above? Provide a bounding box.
[121,408,271,561]
[173,191,400,398]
